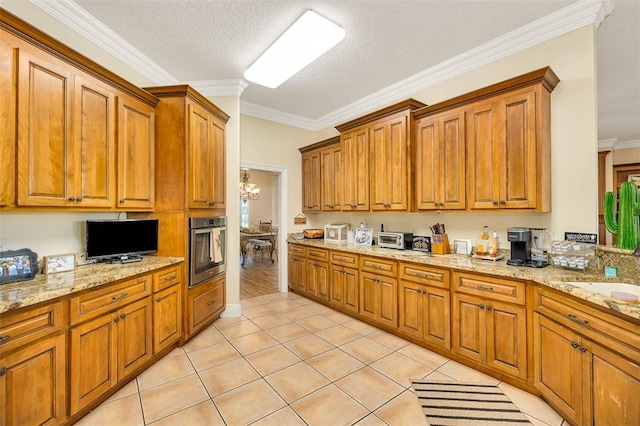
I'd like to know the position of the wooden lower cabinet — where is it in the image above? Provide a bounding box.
[398,280,450,349]
[534,313,640,426]
[360,272,397,328]
[187,274,225,338]
[153,284,182,353]
[70,296,152,415]
[329,265,359,313]
[0,333,66,426]
[452,292,527,380]
[306,260,329,301]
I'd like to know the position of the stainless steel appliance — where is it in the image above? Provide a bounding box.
[378,232,413,250]
[189,216,227,287]
[506,227,548,268]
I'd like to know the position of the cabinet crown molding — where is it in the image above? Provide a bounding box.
[298,136,341,154]
[143,84,230,123]
[335,98,427,132]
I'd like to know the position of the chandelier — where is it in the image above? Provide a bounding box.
[239,169,260,202]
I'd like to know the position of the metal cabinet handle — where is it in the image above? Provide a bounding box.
[165,276,177,283]
[120,313,126,320]
[479,304,485,310]
[570,341,579,349]
[0,335,10,342]
[119,199,125,203]
[68,196,76,202]
[492,200,499,205]
[371,264,381,269]
[499,200,506,205]
[568,314,588,325]
[579,345,588,353]
[477,285,494,292]
[486,305,493,311]
[76,196,84,202]
[415,272,427,279]
[114,317,120,323]
[112,292,129,301]
[206,300,217,305]
[0,368,6,376]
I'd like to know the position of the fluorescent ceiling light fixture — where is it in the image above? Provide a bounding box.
[244,10,345,89]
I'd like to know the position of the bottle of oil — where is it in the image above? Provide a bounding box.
[475,226,490,256]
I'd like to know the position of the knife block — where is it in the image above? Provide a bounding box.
[431,234,451,254]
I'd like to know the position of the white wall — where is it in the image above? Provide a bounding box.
[245,170,278,227]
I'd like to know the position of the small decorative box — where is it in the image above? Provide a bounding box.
[412,236,431,253]
[324,223,349,243]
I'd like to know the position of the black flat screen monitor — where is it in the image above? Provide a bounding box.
[85,219,159,260]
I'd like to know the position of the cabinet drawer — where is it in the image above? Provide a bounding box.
[153,264,182,292]
[191,278,225,332]
[400,263,450,289]
[330,251,358,267]
[307,247,329,262]
[0,302,64,354]
[70,274,152,325]
[288,244,306,257]
[360,256,398,277]
[453,272,525,305]
[534,286,640,354]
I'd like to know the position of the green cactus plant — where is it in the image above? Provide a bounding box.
[603,181,640,250]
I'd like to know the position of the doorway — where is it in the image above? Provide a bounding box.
[238,163,287,299]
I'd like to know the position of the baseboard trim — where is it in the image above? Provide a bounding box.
[221,303,242,317]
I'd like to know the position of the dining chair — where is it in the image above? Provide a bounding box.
[248,225,277,263]
[258,220,272,233]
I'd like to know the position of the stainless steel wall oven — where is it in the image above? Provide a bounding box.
[189,216,226,287]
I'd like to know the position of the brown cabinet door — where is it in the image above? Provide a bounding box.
[498,89,537,209]
[466,101,500,209]
[321,144,342,211]
[73,75,116,208]
[359,273,377,321]
[188,275,225,337]
[287,256,305,292]
[415,109,465,210]
[371,116,408,211]
[343,267,359,314]
[117,297,153,379]
[423,286,451,349]
[209,116,226,208]
[153,284,182,353]
[0,36,16,207]
[302,150,321,211]
[342,127,369,211]
[117,95,155,210]
[70,313,118,414]
[0,334,66,426]
[187,102,212,209]
[399,281,423,339]
[452,293,487,364]
[586,341,640,426]
[533,314,583,425]
[486,299,527,380]
[306,261,329,301]
[329,266,345,308]
[17,48,73,207]
[359,272,397,327]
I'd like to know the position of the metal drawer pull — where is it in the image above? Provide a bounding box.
[120,314,126,320]
[165,276,177,282]
[486,305,493,311]
[112,292,129,301]
[570,341,579,349]
[0,335,10,342]
[156,294,172,302]
[477,285,494,291]
[371,264,382,269]
[579,345,588,353]
[0,368,6,376]
[415,272,427,278]
[114,317,120,323]
[206,300,217,305]
[479,304,485,310]
[567,314,588,325]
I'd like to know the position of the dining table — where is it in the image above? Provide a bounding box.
[240,231,276,267]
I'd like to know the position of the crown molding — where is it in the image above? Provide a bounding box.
[240,101,319,131]
[30,0,613,131]
[600,138,640,150]
[189,79,249,97]
[314,0,614,130]
[29,0,179,84]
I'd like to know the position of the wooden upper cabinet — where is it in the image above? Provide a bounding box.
[414,107,466,210]
[146,85,229,212]
[321,141,342,211]
[301,148,321,212]
[370,114,409,211]
[0,36,16,208]
[467,85,551,211]
[342,127,370,211]
[16,48,73,207]
[116,94,155,210]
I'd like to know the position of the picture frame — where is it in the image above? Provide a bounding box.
[354,228,373,246]
[43,253,76,274]
[0,248,39,284]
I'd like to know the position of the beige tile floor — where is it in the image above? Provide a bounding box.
[77,292,569,426]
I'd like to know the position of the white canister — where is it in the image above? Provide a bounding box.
[347,230,355,244]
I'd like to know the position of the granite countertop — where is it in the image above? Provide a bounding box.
[288,238,640,321]
[0,256,184,314]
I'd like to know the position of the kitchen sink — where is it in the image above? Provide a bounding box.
[563,281,640,304]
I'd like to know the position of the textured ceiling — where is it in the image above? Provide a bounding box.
[65,0,639,142]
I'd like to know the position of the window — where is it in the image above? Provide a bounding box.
[240,200,250,228]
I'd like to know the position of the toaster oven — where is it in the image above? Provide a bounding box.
[378,232,413,250]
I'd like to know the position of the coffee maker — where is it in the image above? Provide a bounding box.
[506,227,549,268]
